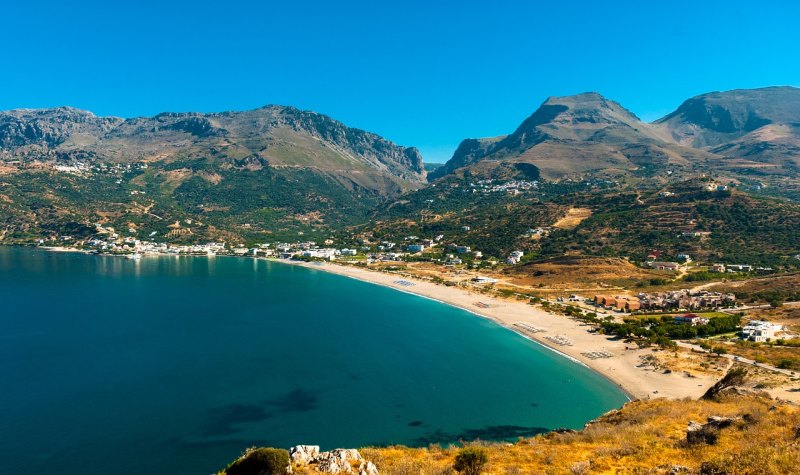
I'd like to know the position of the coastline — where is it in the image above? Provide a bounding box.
[276,259,719,402]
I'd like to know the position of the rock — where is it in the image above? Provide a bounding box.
[315,449,365,474]
[687,416,742,445]
[686,421,705,446]
[706,416,739,429]
[358,461,378,475]
[289,446,377,474]
[289,445,320,465]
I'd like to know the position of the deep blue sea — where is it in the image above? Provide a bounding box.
[0,247,627,474]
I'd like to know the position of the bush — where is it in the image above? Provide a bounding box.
[226,447,290,475]
[453,447,488,475]
[777,359,798,370]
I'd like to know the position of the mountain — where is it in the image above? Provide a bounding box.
[0,105,426,189]
[0,106,425,242]
[429,92,713,181]
[654,86,800,173]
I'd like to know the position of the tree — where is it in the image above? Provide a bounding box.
[226,447,290,475]
[453,447,488,475]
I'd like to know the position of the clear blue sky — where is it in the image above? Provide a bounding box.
[2,1,799,162]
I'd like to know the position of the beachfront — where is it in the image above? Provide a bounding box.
[284,260,721,401]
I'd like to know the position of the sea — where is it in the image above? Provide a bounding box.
[0,247,627,474]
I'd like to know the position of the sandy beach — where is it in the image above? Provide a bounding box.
[282,259,721,401]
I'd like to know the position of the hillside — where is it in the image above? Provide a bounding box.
[224,393,800,475]
[368,175,800,269]
[536,181,800,267]
[0,106,425,242]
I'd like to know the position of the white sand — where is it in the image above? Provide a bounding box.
[281,260,720,401]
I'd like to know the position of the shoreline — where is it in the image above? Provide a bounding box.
[276,259,719,402]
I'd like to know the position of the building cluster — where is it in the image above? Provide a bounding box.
[85,236,228,256]
[742,320,784,343]
[469,179,539,195]
[636,290,736,311]
[593,290,737,313]
[46,160,150,178]
[593,295,642,312]
[710,263,774,274]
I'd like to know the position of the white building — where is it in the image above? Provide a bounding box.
[742,320,783,343]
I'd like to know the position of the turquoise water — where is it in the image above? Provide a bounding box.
[0,247,627,474]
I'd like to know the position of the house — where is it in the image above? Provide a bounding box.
[340,248,357,256]
[646,261,682,271]
[472,276,498,284]
[673,314,709,326]
[742,320,783,342]
[456,245,471,254]
[711,263,726,273]
[462,226,471,231]
[677,254,692,263]
[473,251,483,259]
[407,244,425,253]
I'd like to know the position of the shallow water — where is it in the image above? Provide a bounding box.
[0,248,627,474]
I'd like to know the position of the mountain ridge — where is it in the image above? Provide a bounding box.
[0,104,426,187]
[431,86,800,183]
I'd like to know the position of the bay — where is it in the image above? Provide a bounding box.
[0,247,627,474]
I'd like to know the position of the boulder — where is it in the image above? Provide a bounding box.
[289,445,320,465]
[358,461,378,475]
[686,421,705,446]
[687,416,742,445]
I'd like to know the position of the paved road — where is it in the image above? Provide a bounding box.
[677,341,796,377]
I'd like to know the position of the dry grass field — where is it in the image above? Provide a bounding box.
[354,394,800,475]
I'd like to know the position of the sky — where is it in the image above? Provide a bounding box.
[2,1,799,163]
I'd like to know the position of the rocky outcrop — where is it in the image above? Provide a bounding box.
[289,446,378,475]
[289,445,320,465]
[686,416,742,445]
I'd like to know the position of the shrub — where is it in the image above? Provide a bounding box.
[226,447,290,475]
[453,447,488,475]
[777,359,797,370]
